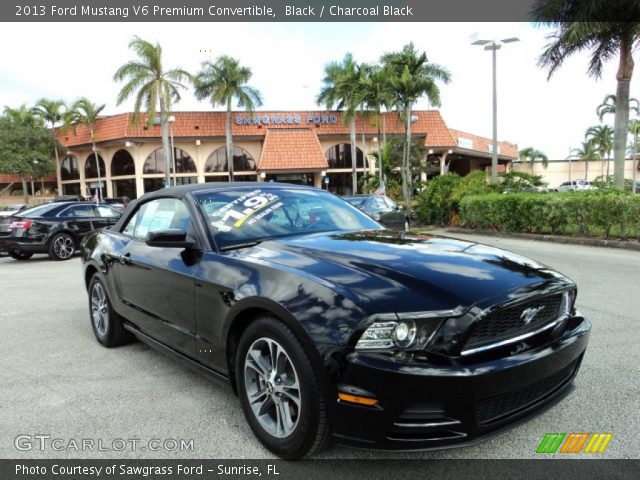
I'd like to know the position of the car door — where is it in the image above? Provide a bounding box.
[56,204,99,240]
[376,196,404,229]
[93,205,122,229]
[114,197,199,358]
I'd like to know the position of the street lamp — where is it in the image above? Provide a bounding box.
[471,34,519,183]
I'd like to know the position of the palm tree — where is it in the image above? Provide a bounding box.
[629,119,640,193]
[357,63,394,184]
[570,141,601,179]
[533,1,640,188]
[114,36,191,188]
[596,94,640,122]
[3,104,43,128]
[381,43,451,205]
[194,56,262,182]
[317,53,361,194]
[585,125,614,178]
[519,147,549,175]
[33,99,66,193]
[66,98,105,199]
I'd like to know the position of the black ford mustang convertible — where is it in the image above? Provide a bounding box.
[81,183,590,459]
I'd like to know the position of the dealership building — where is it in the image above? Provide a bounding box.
[46,110,518,199]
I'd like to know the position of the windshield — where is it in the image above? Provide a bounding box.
[343,196,366,207]
[195,187,383,250]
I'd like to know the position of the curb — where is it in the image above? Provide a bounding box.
[433,228,640,252]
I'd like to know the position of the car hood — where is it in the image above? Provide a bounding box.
[243,231,572,314]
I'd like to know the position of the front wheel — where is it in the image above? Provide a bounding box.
[48,233,75,260]
[8,249,33,260]
[236,316,329,459]
[88,275,134,347]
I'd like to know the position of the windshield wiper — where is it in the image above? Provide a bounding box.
[219,239,270,251]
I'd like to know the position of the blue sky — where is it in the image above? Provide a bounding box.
[0,22,632,159]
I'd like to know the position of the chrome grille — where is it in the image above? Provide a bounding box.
[462,294,564,354]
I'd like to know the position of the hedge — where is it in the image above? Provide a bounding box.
[459,192,640,239]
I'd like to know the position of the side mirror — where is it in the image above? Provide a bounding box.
[146,229,197,249]
[395,205,404,211]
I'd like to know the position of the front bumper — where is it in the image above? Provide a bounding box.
[330,314,590,451]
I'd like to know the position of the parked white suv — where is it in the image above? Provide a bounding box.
[555,179,597,192]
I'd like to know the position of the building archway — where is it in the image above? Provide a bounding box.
[204,146,257,182]
[142,147,197,193]
[111,149,137,199]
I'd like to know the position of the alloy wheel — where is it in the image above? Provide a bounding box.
[53,235,74,259]
[90,282,109,337]
[243,337,301,438]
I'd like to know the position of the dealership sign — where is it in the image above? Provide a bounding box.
[236,113,338,126]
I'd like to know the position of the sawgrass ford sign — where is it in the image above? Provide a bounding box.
[235,113,338,126]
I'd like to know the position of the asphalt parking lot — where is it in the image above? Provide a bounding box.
[0,233,638,459]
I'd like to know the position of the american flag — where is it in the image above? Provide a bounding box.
[374,182,386,196]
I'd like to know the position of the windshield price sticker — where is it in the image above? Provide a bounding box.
[211,190,282,231]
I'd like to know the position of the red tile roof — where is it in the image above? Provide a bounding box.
[449,128,518,159]
[54,110,517,160]
[258,128,328,171]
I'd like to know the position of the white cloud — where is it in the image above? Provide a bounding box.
[0,22,633,159]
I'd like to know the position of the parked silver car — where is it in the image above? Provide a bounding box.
[555,180,597,192]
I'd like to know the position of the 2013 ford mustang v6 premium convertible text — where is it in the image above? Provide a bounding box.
[80,183,590,459]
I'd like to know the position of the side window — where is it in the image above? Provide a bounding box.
[97,206,121,218]
[372,196,388,210]
[58,205,96,217]
[121,198,192,241]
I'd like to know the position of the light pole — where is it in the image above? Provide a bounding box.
[471,34,519,184]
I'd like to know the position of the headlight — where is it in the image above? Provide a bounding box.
[355,315,445,351]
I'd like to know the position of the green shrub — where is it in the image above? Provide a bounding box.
[459,191,640,239]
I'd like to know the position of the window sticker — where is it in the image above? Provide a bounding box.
[210,190,283,232]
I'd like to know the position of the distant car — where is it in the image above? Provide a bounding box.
[342,194,410,231]
[0,204,28,217]
[555,180,597,192]
[103,197,130,211]
[54,194,87,202]
[0,202,122,261]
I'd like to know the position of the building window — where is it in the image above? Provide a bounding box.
[325,144,364,169]
[60,155,79,181]
[85,153,106,179]
[143,176,198,193]
[112,178,137,199]
[62,183,81,195]
[111,149,136,177]
[143,148,196,174]
[205,146,256,173]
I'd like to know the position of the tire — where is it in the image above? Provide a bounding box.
[8,249,33,260]
[48,232,76,260]
[88,274,134,348]
[235,316,330,459]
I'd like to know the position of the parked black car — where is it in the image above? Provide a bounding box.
[0,202,122,260]
[81,183,590,459]
[342,194,410,230]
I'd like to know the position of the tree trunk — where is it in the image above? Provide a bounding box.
[585,159,589,179]
[403,104,414,206]
[20,175,28,204]
[350,115,357,194]
[160,94,171,189]
[377,113,383,184]
[91,127,102,201]
[613,35,635,188]
[226,100,234,182]
[633,130,638,194]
